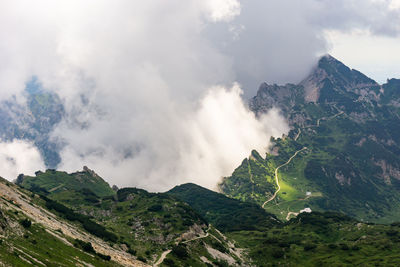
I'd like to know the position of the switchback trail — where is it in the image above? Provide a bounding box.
[262,147,307,208]
[286,211,299,221]
[154,227,210,266]
[154,250,172,266]
[316,111,344,127]
[182,230,210,244]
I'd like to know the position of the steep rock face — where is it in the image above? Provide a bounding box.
[221,55,400,223]
[300,55,379,104]
[300,66,327,102]
[250,55,383,126]
[250,83,304,118]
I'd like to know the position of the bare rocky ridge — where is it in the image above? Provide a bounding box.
[300,64,327,103]
[250,54,382,127]
[0,178,148,267]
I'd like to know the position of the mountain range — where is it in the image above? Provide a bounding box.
[1,168,400,266]
[220,55,400,223]
[1,55,400,266]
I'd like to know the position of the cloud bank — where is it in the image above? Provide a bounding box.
[0,140,45,181]
[0,0,399,190]
[57,84,288,191]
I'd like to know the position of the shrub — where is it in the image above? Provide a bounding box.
[304,243,317,251]
[279,242,290,248]
[182,220,193,226]
[271,249,284,258]
[172,244,188,259]
[148,204,163,212]
[213,260,229,267]
[128,248,137,255]
[386,230,398,236]
[328,243,337,249]
[73,239,95,254]
[137,255,147,263]
[73,239,111,261]
[213,241,228,253]
[20,219,32,228]
[82,220,118,243]
[164,258,176,266]
[97,253,111,261]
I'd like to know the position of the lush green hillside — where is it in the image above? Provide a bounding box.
[0,177,133,267]
[230,212,400,266]
[220,55,400,223]
[166,180,400,266]
[168,183,278,232]
[4,170,400,266]
[15,170,246,266]
[17,167,116,198]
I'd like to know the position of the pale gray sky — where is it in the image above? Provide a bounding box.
[326,29,400,84]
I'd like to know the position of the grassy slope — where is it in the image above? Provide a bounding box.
[165,181,400,266]
[168,183,278,232]
[229,212,400,266]
[0,177,121,267]
[19,168,115,197]
[18,171,244,266]
[220,56,400,223]
[221,90,400,223]
[0,219,119,267]
[7,169,400,266]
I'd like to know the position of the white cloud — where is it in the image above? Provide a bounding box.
[203,0,241,22]
[0,140,45,181]
[390,0,400,9]
[325,29,400,83]
[56,84,288,191]
[0,0,399,191]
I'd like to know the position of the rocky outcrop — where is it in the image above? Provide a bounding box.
[374,160,400,185]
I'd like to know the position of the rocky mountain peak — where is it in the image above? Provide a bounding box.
[82,165,100,178]
[300,54,379,103]
[250,55,390,127]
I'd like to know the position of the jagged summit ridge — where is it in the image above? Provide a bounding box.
[222,55,400,225]
[250,54,387,122]
[300,54,379,103]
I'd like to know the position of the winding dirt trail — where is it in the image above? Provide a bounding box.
[153,250,172,266]
[182,231,209,244]
[285,211,299,221]
[294,128,301,141]
[154,227,211,266]
[317,111,344,127]
[262,147,307,208]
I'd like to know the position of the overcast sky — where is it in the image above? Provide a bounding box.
[327,29,400,83]
[0,0,399,191]
[324,0,400,84]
